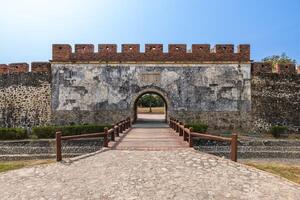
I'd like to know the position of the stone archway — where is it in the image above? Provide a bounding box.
[131,88,170,123]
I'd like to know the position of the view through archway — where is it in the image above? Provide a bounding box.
[134,92,167,124]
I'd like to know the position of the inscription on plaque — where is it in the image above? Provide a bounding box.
[140,73,161,84]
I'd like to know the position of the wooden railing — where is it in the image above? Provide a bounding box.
[169,117,238,162]
[55,117,132,161]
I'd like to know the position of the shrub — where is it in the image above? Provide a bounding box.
[270,125,288,138]
[186,123,208,133]
[223,130,232,135]
[32,124,112,139]
[0,128,28,140]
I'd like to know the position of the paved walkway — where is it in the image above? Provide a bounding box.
[0,149,299,199]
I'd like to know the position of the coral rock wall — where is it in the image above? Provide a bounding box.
[0,63,51,128]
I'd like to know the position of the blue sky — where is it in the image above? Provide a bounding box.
[0,0,299,64]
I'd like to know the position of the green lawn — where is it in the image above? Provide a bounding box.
[0,160,54,173]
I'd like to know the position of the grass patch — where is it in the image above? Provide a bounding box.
[0,160,54,173]
[245,162,300,184]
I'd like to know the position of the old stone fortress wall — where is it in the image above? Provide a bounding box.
[0,44,299,133]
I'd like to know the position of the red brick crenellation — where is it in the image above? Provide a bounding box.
[252,62,297,75]
[52,44,251,62]
[0,64,9,74]
[8,63,29,73]
[275,63,296,74]
[0,62,50,74]
[31,62,51,73]
[251,62,273,75]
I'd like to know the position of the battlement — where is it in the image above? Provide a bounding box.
[0,62,50,74]
[274,63,296,74]
[252,62,297,75]
[52,44,250,62]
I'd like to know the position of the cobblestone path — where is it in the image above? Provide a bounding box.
[0,148,299,200]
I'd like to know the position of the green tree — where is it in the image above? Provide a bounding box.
[262,53,296,69]
[137,94,165,112]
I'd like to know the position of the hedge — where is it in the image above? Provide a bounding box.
[0,128,28,140]
[31,124,112,139]
[270,125,288,138]
[186,123,208,133]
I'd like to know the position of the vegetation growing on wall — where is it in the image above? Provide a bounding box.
[262,53,296,69]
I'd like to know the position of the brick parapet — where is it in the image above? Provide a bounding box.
[52,44,251,62]
[252,62,297,75]
[0,62,50,74]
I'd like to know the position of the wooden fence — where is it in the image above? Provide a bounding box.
[169,117,238,162]
[55,117,132,161]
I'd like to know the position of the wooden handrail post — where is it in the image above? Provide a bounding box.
[230,134,238,162]
[56,131,62,162]
[127,117,130,129]
[129,117,132,128]
[176,120,179,132]
[179,122,183,136]
[115,124,119,137]
[111,125,115,141]
[188,128,193,147]
[103,127,109,147]
[183,125,188,141]
[120,122,123,133]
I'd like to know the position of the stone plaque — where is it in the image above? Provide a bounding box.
[140,73,161,84]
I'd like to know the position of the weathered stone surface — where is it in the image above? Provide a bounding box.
[51,63,251,129]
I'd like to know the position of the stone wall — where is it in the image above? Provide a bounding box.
[1,43,299,135]
[251,73,300,133]
[0,63,51,128]
[51,63,251,130]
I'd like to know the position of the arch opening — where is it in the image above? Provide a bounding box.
[133,91,168,124]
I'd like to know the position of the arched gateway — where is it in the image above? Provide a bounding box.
[51,43,251,130]
[132,88,169,122]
